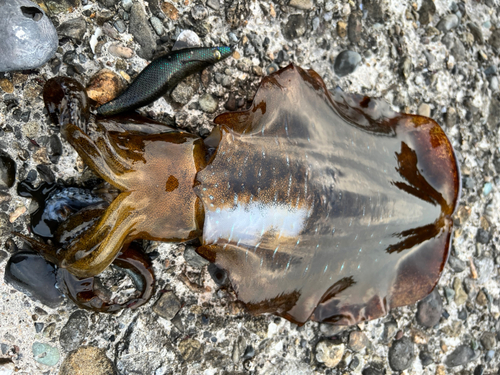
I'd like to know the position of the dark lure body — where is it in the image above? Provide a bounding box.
[97,46,232,116]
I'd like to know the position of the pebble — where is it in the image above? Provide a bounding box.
[162,2,179,20]
[172,30,201,51]
[232,336,246,363]
[178,339,202,362]
[198,93,218,113]
[59,311,89,352]
[333,50,361,77]
[0,79,14,93]
[32,342,60,366]
[467,22,484,45]
[418,0,436,25]
[437,14,459,32]
[481,332,496,350]
[348,331,370,352]
[184,247,210,267]
[0,151,16,189]
[207,0,220,10]
[417,103,431,117]
[282,14,306,40]
[416,289,443,327]
[445,345,475,367]
[59,346,116,375]
[489,76,499,92]
[150,16,164,36]
[388,337,415,371]
[4,251,64,307]
[113,19,126,33]
[289,0,312,10]
[108,44,134,59]
[348,11,362,44]
[152,291,182,320]
[266,63,279,75]
[476,290,488,306]
[448,255,466,272]
[337,21,347,38]
[86,69,126,105]
[476,228,492,244]
[453,277,468,305]
[0,0,57,72]
[130,3,156,60]
[474,257,495,285]
[121,0,133,11]
[315,341,344,368]
[58,17,87,41]
[419,350,434,366]
[191,5,208,20]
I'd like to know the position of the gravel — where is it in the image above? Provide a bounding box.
[1,0,500,373]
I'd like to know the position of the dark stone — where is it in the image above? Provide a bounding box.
[282,14,306,40]
[130,3,156,60]
[36,164,55,183]
[419,350,433,366]
[333,50,361,77]
[4,250,64,308]
[474,365,484,375]
[457,308,467,320]
[48,134,62,163]
[476,228,492,244]
[388,336,415,371]
[448,255,466,272]
[362,363,385,375]
[57,17,87,41]
[418,0,436,25]
[416,289,443,328]
[208,263,229,286]
[225,92,238,111]
[152,291,182,320]
[445,345,475,367]
[59,311,89,352]
[348,11,362,44]
[0,151,16,189]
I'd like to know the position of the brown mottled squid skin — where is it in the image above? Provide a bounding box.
[37,64,460,325]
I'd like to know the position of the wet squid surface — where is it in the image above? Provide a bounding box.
[196,65,460,325]
[10,64,459,325]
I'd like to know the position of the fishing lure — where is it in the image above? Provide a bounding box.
[97,46,233,116]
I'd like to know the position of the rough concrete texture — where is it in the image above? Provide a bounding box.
[1,0,500,374]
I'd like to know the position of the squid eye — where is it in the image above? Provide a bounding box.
[214,50,221,60]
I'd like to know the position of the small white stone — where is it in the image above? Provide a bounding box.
[315,341,345,368]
